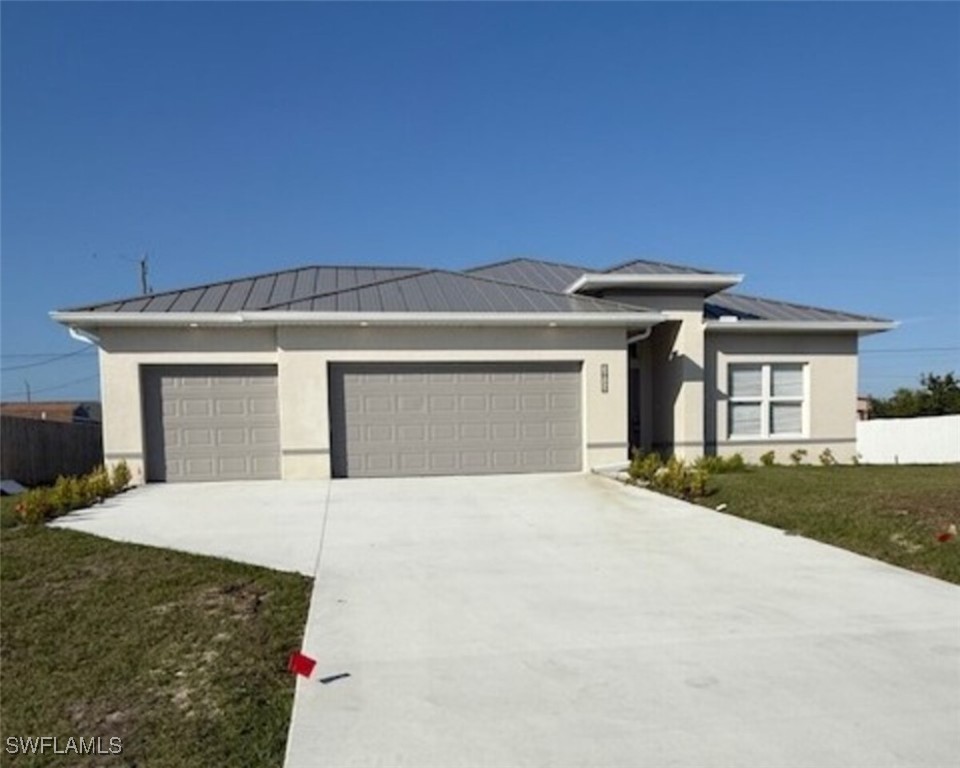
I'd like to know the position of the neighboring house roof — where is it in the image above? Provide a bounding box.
[0,401,101,423]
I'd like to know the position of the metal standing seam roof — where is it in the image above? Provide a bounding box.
[62,265,656,316]
[57,256,891,324]
[464,258,590,293]
[262,269,654,314]
[64,265,423,313]
[603,258,724,276]
[705,293,890,323]
[467,258,886,323]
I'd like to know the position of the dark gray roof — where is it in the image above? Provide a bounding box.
[706,293,889,323]
[66,265,422,312]
[64,264,653,315]
[604,258,723,275]
[465,258,588,292]
[60,256,889,324]
[264,270,649,314]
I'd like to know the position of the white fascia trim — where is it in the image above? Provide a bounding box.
[51,310,668,329]
[565,273,744,296]
[704,319,898,335]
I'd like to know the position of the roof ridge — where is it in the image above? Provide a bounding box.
[260,268,437,309]
[264,267,650,313]
[604,257,720,275]
[441,269,651,313]
[60,263,426,312]
[466,256,590,273]
[717,290,890,322]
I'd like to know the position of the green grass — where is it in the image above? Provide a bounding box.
[699,465,960,584]
[0,526,313,767]
[1,495,21,528]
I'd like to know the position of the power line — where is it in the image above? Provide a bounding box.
[860,346,960,355]
[1,373,100,399]
[0,347,95,372]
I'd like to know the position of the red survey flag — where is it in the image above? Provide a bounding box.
[288,651,317,678]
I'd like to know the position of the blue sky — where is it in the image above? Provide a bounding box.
[2,1,958,401]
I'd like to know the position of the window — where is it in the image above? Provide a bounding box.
[728,363,805,438]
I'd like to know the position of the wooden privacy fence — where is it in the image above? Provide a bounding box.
[0,415,104,486]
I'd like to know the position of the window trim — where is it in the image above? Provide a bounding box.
[728,362,807,440]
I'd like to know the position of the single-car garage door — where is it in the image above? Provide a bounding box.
[329,362,582,478]
[142,365,281,482]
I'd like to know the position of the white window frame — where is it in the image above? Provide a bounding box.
[728,362,807,439]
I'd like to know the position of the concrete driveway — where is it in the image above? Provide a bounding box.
[287,473,960,768]
[51,480,329,575]
[51,473,960,767]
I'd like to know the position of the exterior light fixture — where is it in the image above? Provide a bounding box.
[601,363,609,393]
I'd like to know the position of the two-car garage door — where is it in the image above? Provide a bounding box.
[329,362,582,478]
[142,361,583,482]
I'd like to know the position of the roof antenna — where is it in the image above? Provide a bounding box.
[139,252,152,295]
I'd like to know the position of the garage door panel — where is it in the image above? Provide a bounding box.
[330,362,582,478]
[143,365,280,482]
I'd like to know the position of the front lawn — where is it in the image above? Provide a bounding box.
[700,465,960,584]
[0,526,313,767]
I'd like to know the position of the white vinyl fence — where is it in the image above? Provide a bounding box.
[856,414,960,465]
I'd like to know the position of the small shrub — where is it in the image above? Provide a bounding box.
[75,475,98,507]
[86,466,113,502]
[111,460,132,493]
[15,488,55,525]
[650,456,710,500]
[819,448,837,466]
[789,449,808,466]
[759,450,777,467]
[628,450,663,483]
[694,453,747,474]
[49,475,83,516]
[851,452,862,466]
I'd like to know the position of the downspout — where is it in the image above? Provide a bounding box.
[69,326,101,345]
[627,327,653,345]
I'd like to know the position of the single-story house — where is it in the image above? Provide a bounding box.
[52,257,895,484]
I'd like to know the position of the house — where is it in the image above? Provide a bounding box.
[51,257,895,484]
[0,400,102,424]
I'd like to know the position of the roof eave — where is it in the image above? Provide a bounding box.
[566,273,744,296]
[51,310,667,330]
[704,319,898,335]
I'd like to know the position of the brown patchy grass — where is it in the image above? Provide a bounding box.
[0,526,313,767]
[699,465,960,584]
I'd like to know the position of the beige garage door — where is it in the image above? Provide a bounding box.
[142,365,280,482]
[329,362,582,478]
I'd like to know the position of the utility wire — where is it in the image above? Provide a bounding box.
[1,373,100,399]
[860,346,960,354]
[0,347,95,372]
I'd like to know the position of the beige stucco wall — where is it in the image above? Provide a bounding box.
[705,332,859,463]
[95,324,628,482]
[605,291,705,458]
